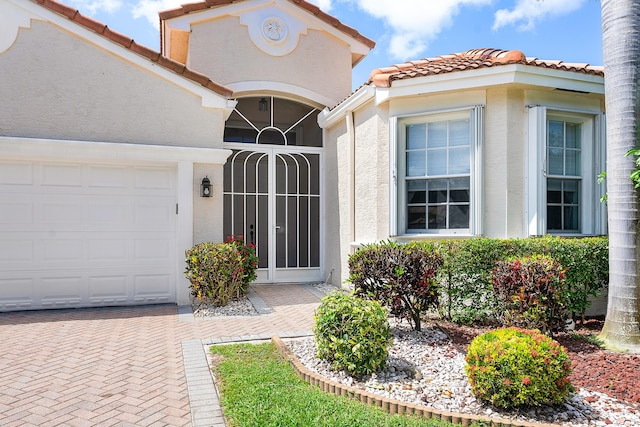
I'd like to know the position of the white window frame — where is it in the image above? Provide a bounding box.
[391,106,484,237]
[526,106,606,236]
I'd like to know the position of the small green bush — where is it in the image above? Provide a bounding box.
[348,241,443,331]
[184,242,245,306]
[492,255,569,334]
[465,328,574,408]
[314,292,392,376]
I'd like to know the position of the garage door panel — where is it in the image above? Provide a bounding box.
[0,162,34,185]
[134,168,174,190]
[42,202,85,224]
[133,274,173,303]
[41,164,83,187]
[134,239,172,261]
[0,239,33,262]
[87,166,130,188]
[0,160,178,311]
[88,239,129,261]
[89,276,129,304]
[0,201,33,225]
[0,278,35,310]
[40,276,84,307]
[134,202,175,228]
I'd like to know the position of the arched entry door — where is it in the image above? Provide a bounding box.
[223,97,322,283]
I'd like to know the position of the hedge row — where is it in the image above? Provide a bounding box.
[348,236,608,326]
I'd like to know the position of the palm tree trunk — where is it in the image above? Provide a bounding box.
[600,0,640,352]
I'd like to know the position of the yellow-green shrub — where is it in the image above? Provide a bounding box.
[465,328,573,408]
[184,242,245,306]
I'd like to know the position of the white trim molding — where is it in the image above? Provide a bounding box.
[0,0,44,53]
[0,136,232,165]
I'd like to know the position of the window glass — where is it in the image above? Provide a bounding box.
[546,119,582,233]
[427,122,447,148]
[401,112,474,233]
[427,149,447,176]
[407,151,426,177]
[407,124,426,149]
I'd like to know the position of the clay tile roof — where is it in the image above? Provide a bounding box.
[158,0,375,49]
[368,48,604,88]
[32,0,233,98]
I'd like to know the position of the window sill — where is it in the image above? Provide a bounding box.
[392,232,473,241]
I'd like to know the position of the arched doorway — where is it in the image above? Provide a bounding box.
[223,97,322,282]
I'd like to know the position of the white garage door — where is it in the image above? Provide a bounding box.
[0,160,177,311]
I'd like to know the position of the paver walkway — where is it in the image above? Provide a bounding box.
[0,284,323,426]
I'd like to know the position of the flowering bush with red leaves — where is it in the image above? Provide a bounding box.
[224,235,259,293]
[492,254,569,334]
[465,327,573,408]
[348,241,443,331]
[184,236,258,306]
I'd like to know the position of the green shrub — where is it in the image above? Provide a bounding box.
[314,292,392,376]
[435,239,510,325]
[492,255,569,334]
[465,328,574,408]
[184,242,245,306]
[348,241,443,331]
[434,236,607,325]
[225,235,259,293]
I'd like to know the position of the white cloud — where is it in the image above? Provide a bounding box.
[131,0,185,27]
[492,0,586,31]
[347,0,492,61]
[67,0,123,14]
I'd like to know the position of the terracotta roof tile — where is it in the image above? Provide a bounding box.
[369,48,604,88]
[31,0,233,98]
[158,0,375,50]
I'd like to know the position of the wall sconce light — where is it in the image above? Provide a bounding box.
[201,176,212,198]
[258,97,268,112]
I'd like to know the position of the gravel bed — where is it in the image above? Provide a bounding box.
[289,321,640,427]
[192,282,339,318]
[192,295,259,317]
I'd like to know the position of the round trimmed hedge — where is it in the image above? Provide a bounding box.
[465,327,574,408]
[313,292,392,376]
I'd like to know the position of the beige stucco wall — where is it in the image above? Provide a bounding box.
[483,87,527,238]
[0,20,231,252]
[193,163,226,243]
[323,119,351,287]
[187,16,352,105]
[0,21,225,148]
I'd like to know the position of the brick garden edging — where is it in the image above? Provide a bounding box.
[271,336,560,427]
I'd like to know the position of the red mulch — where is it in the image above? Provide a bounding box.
[436,318,640,407]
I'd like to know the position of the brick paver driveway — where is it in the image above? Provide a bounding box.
[0,284,320,426]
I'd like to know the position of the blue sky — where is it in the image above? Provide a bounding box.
[64,0,603,90]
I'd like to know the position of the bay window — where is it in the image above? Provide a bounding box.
[394,107,483,236]
[527,107,606,236]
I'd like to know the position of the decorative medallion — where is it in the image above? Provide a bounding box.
[262,17,287,43]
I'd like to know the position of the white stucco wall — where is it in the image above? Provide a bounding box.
[187,16,353,105]
[483,87,527,238]
[0,21,225,148]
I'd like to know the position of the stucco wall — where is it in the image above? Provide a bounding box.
[483,87,527,238]
[323,119,350,287]
[353,103,390,244]
[0,21,224,148]
[187,16,352,105]
[193,163,226,244]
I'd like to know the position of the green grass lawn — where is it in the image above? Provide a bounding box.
[210,342,465,427]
